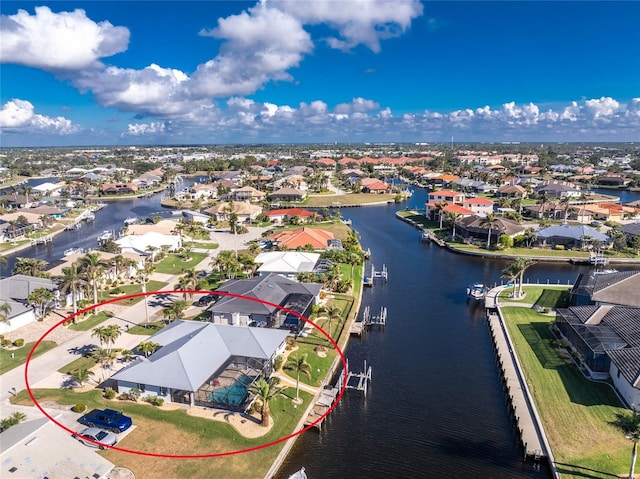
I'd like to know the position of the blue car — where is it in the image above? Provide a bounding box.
[78,408,132,433]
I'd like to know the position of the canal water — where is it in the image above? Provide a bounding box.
[276,187,639,479]
[2,180,639,478]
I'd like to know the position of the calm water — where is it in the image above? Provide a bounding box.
[276,188,639,479]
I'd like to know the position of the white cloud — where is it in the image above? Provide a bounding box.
[0,99,80,134]
[271,0,423,52]
[122,122,166,136]
[584,96,619,119]
[0,6,129,71]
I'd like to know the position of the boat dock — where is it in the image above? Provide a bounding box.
[363,263,388,287]
[350,306,387,335]
[486,309,549,463]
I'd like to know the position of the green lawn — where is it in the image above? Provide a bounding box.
[304,193,394,207]
[451,243,592,258]
[154,253,207,274]
[57,355,98,374]
[501,306,629,478]
[97,280,166,305]
[184,241,219,250]
[284,343,337,388]
[0,341,57,375]
[127,321,166,335]
[500,285,571,308]
[68,311,112,331]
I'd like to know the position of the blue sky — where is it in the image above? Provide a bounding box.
[1,1,639,146]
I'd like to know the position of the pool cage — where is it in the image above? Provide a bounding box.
[193,356,271,412]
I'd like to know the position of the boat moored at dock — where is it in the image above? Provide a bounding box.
[467,283,487,300]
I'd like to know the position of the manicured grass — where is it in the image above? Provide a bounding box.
[127,321,166,335]
[154,253,207,274]
[499,285,571,308]
[0,341,57,375]
[57,355,98,374]
[451,243,593,258]
[13,386,311,479]
[97,280,166,305]
[304,193,394,207]
[68,311,112,331]
[0,239,30,251]
[501,307,629,478]
[184,241,219,250]
[285,343,337,388]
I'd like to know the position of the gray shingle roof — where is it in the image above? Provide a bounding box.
[111,321,289,392]
[608,348,640,386]
[536,224,609,242]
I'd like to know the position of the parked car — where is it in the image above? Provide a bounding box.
[73,427,118,449]
[194,294,216,307]
[78,408,132,433]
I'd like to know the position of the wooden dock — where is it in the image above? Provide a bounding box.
[487,312,547,462]
[363,263,388,287]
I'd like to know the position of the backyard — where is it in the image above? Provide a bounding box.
[500,287,629,478]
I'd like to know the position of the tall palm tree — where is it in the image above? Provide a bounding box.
[248,376,285,427]
[613,409,640,479]
[435,201,448,229]
[284,354,312,402]
[79,252,108,307]
[446,211,460,238]
[559,196,571,224]
[58,263,87,314]
[501,262,518,292]
[480,213,499,249]
[513,257,534,298]
[323,305,342,339]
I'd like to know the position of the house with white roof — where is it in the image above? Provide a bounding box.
[110,320,289,410]
[254,251,320,279]
[115,231,182,256]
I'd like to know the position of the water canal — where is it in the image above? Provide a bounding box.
[277,187,639,479]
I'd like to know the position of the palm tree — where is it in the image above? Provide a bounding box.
[248,376,285,427]
[323,305,342,339]
[211,250,241,279]
[71,368,95,387]
[446,211,460,238]
[284,354,312,402]
[435,201,448,229]
[537,193,550,220]
[613,409,640,479]
[513,257,534,298]
[27,287,55,319]
[162,299,188,324]
[79,252,108,307]
[92,347,117,380]
[138,341,159,357]
[58,263,87,314]
[501,262,518,292]
[559,196,571,224]
[12,257,49,277]
[480,213,499,249]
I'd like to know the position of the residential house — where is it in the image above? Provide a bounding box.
[621,222,640,242]
[462,197,495,216]
[254,251,320,279]
[496,184,527,199]
[264,208,319,224]
[535,224,610,249]
[101,183,138,195]
[0,275,59,334]
[455,215,525,244]
[360,178,389,194]
[270,227,335,250]
[111,320,289,410]
[230,186,266,203]
[211,273,322,332]
[204,201,262,223]
[597,175,632,187]
[583,202,636,222]
[268,188,306,202]
[534,181,581,199]
[315,158,337,169]
[115,231,182,256]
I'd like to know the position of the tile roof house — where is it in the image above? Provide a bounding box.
[211,273,322,331]
[110,320,289,410]
[359,178,389,193]
[462,197,495,215]
[270,227,335,250]
[269,187,306,202]
[456,215,525,243]
[264,208,319,224]
[204,201,263,223]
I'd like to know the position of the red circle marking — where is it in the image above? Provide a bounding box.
[25,290,348,458]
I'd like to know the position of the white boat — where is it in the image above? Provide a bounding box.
[288,467,307,479]
[124,216,140,226]
[98,230,114,243]
[467,283,487,300]
[63,247,83,256]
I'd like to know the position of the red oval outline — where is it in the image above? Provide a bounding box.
[25,289,349,458]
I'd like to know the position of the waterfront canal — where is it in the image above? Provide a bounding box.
[277,188,638,479]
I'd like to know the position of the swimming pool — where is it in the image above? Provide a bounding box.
[210,374,254,406]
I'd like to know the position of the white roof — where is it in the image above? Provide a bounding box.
[112,321,289,391]
[115,231,181,255]
[254,251,320,275]
[32,182,62,192]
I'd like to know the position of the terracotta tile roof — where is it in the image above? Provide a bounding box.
[270,227,334,249]
[265,208,315,218]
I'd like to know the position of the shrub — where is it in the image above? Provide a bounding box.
[72,403,86,413]
[1,339,12,347]
[128,388,141,402]
[143,395,164,407]
[553,244,565,250]
[273,354,284,371]
[498,234,514,249]
[104,389,117,400]
[13,339,24,347]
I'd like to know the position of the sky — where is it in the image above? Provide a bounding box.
[0,1,639,147]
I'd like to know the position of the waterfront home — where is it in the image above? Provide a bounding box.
[264,208,319,224]
[359,178,389,194]
[462,197,495,215]
[0,211,41,241]
[569,270,640,308]
[455,215,525,244]
[496,184,527,199]
[46,251,144,281]
[27,205,68,220]
[269,187,307,202]
[597,175,632,187]
[229,185,265,203]
[110,320,289,410]
[270,227,335,250]
[0,275,59,334]
[535,224,610,249]
[534,181,581,199]
[101,182,138,195]
[254,251,321,279]
[620,222,640,242]
[583,202,637,222]
[210,273,322,331]
[181,210,211,224]
[32,182,64,197]
[453,178,497,194]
